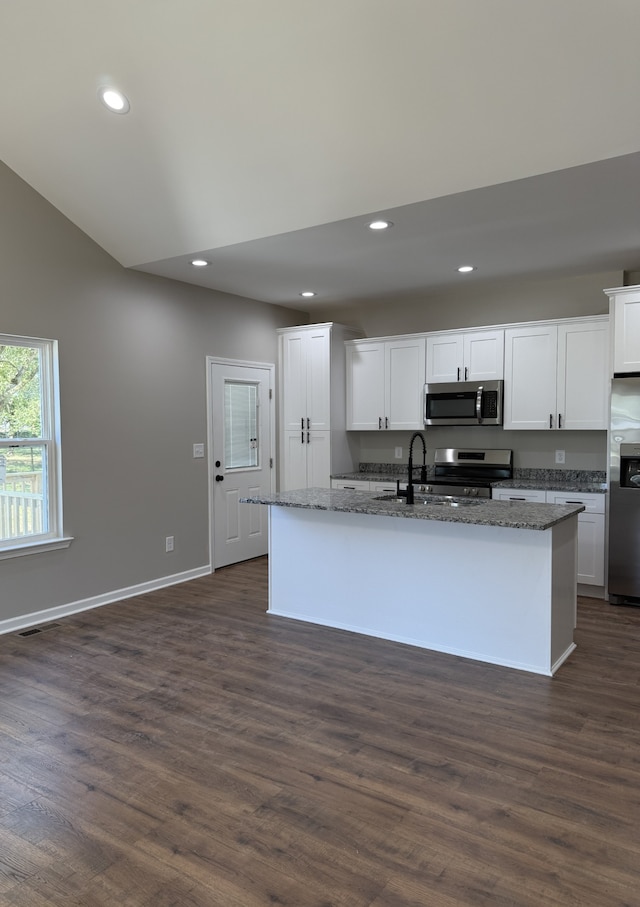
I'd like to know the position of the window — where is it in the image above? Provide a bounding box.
[224,380,259,469]
[0,334,69,558]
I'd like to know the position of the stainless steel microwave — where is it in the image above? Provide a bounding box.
[424,380,504,426]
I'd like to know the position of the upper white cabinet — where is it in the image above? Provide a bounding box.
[278,323,359,491]
[426,329,504,383]
[346,336,426,431]
[604,285,640,374]
[503,318,609,430]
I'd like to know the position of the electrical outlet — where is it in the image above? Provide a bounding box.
[165,536,174,552]
[555,449,565,465]
[395,447,403,459]
[193,443,205,458]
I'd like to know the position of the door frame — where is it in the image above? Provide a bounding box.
[205,356,276,571]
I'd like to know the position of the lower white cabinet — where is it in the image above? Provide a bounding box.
[331,478,397,492]
[283,430,330,491]
[545,492,605,586]
[491,488,548,504]
[492,487,605,586]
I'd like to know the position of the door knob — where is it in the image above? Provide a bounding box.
[215,474,224,482]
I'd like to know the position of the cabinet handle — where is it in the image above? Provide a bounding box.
[464,367,468,381]
[343,485,356,490]
[509,496,526,501]
[565,500,582,505]
[457,367,461,381]
[378,417,383,430]
[301,417,304,430]
[385,416,389,429]
[307,417,310,429]
[307,431,310,444]
[558,413,562,429]
[301,431,304,444]
[549,413,553,429]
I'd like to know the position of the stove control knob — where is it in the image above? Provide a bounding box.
[471,488,479,497]
[424,484,432,493]
[462,487,470,496]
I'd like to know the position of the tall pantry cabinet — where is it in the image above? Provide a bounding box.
[277,323,360,491]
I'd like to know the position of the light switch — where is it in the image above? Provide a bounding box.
[193,443,205,459]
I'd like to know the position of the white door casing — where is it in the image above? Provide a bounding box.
[207,358,274,569]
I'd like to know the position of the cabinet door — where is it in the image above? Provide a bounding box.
[426,333,463,383]
[557,321,609,430]
[613,292,640,374]
[545,491,605,586]
[282,429,309,491]
[386,337,426,430]
[306,431,331,488]
[346,341,385,430]
[464,330,504,381]
[280,331,308,431]
[305,326,331,430]
[503,325,558,430]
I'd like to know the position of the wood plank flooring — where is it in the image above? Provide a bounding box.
[1,557,640,905]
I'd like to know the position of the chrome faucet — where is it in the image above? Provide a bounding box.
[399,431,427,504]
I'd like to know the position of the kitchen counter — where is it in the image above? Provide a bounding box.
[332,465,607,495]
[244,488,581,676]
[244,487,583,531]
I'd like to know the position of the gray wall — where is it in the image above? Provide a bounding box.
[315,270,621,473]
[0,162,305,622]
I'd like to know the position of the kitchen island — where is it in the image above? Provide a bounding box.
[241,488,584,676]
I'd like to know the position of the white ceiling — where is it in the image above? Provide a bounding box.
[2,0,640,313]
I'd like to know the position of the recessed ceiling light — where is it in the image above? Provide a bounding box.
[191,259,209,267]
[457,265,476,273]
[368,220,393,230]
[300,291,316,297]
[98,86,130,114]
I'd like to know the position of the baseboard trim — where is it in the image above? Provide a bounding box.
[0,564,211,637]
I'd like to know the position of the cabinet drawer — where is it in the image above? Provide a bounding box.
[492,488,548,503]
[370,482,397,493]
[331,479,370,491]
[545,491,605,514]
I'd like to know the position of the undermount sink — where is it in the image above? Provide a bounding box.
[372,494,483,507]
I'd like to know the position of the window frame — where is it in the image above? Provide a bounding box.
[0,333,72,559]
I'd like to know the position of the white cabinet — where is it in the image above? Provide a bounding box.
[280,325,330,431]
[278,323,359,491]
[331,478,370,491]
[604,285,640,374]
[346,335,426,431]
[426,329,504,383]
[503,318,609,430]
[492,487,605,586]
[331,478,397,492]
[492,488,548,503]
[546,492,605,586]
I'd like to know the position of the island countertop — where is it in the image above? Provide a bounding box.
[241,487,584,531]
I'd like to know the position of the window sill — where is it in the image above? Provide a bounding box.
[0,536,74,561]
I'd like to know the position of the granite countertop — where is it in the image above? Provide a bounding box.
[241,487,584,531]
[333,464,607,494]
[492,478,607,494]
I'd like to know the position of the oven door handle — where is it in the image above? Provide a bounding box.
[475,385,484,423]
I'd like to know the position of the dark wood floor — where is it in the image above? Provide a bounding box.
[1,558,640,906]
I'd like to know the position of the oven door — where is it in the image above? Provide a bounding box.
[424,381,503,426]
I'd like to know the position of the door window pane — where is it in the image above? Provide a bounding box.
[224,381,258,468]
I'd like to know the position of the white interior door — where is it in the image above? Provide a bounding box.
[209,360,274,569]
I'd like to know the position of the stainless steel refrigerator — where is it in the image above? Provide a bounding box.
[609,376,640,602]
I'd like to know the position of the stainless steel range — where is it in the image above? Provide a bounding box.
[399,447,513,498]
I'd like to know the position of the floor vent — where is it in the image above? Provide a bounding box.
[17,622,61,638]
